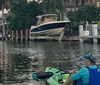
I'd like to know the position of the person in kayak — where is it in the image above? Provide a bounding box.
[62,55,100,85]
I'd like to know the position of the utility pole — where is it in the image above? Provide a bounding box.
[1,1,5,40]
[74,0,78,11]
[52,0,56,14]
[61,0,65,21]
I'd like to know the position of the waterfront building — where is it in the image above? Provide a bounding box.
[65,0,100,11]
[97,1,100,7]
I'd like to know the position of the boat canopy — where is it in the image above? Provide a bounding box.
[36,14,58,25]
[36,14,57,18]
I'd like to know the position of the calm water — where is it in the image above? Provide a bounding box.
[0,41,100,84]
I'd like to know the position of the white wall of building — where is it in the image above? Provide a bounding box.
[0,9,8,18]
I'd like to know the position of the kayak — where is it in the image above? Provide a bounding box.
[45,67,70,85]
[32,67,70,85]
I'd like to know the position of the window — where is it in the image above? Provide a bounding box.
[97,2,100,7]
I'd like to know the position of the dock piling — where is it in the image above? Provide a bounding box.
[16,30,18,40]
[20,30,23,41]
[11,31,14,41]
[79,25,84,42]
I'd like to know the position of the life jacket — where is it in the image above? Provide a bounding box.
[87,66,100,85]
[73,66,100,85]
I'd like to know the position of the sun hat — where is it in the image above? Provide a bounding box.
[84,55,96,64]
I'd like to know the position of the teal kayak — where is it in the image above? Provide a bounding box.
[45,67,70,85]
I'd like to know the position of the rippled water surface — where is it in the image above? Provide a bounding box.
[0,41,100,84]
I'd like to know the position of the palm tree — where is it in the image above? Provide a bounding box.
[74,0,79,11]
[42,0,65,20]
[59,0,65,20]
[42,0,56,14]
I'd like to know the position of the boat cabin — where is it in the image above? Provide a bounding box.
[36,14,57,25]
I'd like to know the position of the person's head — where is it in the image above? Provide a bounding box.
[83,55,96,66]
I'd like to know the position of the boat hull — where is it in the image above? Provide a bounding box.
[30,27,64,36]
[30,21,69,36]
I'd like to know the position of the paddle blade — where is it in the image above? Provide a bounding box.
[32,72,53,80]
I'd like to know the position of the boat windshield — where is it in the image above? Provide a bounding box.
[36,14,57,25]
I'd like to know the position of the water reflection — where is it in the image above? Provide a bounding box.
[0,41,100,84]
[42,42,100,71]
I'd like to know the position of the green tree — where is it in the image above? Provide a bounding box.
[67,5,100,24]
[41,0,56,14]
[97,7,100,21]
[0,0,10,10]
[75,5,100,23]
[67,11,76,23]
[41,0,65,20]
[0,0,2,9]
[67,5,100,35]
[0,0,10,36]
[7,0,44,30]
[57,0,65,20]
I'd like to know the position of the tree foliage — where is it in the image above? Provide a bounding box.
[6,0,66,31]
[41,0,65,20]
[41,0,56,14]
[0,0,10,10]
[67,11,76,23]
[67,5,100,24]
[76,5,99,23]
[7,0,44,30]
[0,0,3,9]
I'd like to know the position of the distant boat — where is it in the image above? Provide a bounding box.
[30,14,70,39]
